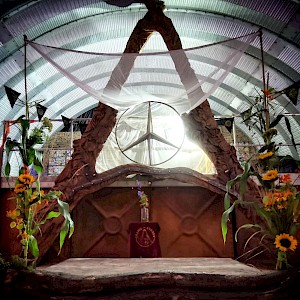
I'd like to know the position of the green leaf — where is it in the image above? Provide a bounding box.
[4,163,11,179]
[44,211,61,222]
[290,223,300,236]
[239,161,251,198]
[284,116,297,150]
[224,193,231,211]
[33,155,43,176]
[235,223,262,242]
[57,199,74,254]
[58,222,68,255]
[221,200,242,243]
[28,235,39,258]
[269,115,284,128]
[250,202,276,235]
[35,211,61,230]
[4,138,18,178]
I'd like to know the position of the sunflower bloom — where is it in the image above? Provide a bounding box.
[258,151,273,160]
[14,183,27,193]
[18,173,35,185]
[262,169,278,181]
[275,233,297,252]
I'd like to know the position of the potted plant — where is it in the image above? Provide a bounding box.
[4,116,74,269]
[221,87,300,270]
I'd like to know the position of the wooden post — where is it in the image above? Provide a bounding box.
[258,29,269,131]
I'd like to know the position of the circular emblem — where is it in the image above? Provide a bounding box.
[135,226,156,247]
[115,101,185,166]
[225,119,232,127]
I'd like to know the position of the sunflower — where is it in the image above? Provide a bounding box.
[258,151,273,160]
[262,169,279,182]
[18,173,35,185]
[14,183,27,193]
[274,233,298,252]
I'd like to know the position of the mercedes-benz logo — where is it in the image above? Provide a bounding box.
[115,101,185,166]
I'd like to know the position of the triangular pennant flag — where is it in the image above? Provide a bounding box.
[36,104,47,121]
[4,85,21,108]
[78,122,88,134]
[224,117,234,133]
[240,107,252,126]
[283,82,299,105]
[61,115,71,131]
[216,117,234,133]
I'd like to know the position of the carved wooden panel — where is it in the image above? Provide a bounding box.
[70,186,234,258]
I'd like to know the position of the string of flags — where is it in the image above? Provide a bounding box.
[4,78,299,136]
[4,85,47,121]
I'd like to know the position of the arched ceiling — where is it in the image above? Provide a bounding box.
[1,0,300,160]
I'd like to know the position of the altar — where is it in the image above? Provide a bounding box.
[128,222,162,258]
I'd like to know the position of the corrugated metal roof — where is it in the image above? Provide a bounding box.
[0,0,299,164]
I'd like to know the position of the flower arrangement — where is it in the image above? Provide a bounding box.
[221,87,300,270]
[4,116,74,269]
[136,180,150,208]
[136,180,150,222]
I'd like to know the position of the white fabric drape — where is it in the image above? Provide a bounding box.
[26,32,258,115]
[24,32,258,172]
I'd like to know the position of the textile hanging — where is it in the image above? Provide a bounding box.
[24,32,258,172]
[25,32,258,116]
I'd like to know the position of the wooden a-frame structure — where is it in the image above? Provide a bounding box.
[36,0,261,263]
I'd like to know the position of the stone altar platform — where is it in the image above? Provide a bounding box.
[3,257,299,299]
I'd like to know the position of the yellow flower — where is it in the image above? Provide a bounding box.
[10,221,16,229]
[14,183,27,193]
[42,117,53,131]
[262,169,278,181]
[16,223,24,230]
[6,209,20,219]
[275,233,297,252]
[21,231,30,240]
[9,216,24,230]
[30,190,41,202]
[258,151,273,160]
[18,173,35,185]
